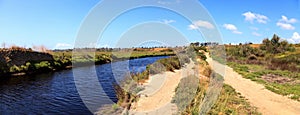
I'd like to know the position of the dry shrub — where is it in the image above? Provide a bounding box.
[9,45,28,52]
[267,57,300,72]
[197,59,212,77]
[32,45,48,53]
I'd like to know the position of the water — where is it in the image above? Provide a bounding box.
[0,56,168,114]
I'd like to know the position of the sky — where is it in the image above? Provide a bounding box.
[0,0,300,49]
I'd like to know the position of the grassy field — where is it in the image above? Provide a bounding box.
[51,48,174,60]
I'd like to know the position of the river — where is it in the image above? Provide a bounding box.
[0,56,168,114]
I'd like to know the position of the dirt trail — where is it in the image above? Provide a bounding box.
[206,54,300,115]
[129,61,196,115]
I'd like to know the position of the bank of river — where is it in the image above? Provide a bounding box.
[0,56,168,114]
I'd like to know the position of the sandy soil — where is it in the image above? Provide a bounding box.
[206,53,300,115]
[129,61,196,115]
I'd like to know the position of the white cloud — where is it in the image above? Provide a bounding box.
[188,25,198,30]
[252,32,262,37]
[223,24,237,30]
[188,20,214,30]
[242,12,269,24]
[54,43,72,49]
[280,15,297,23]
[233,31,242,34]
[276,22,295,30]
[276,15,297,30]
[223,24,242,34]
[287,32,300,43]
[162,19,176,24]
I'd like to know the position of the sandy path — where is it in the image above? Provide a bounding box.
[206,54,300,115]
[129,61,196,115]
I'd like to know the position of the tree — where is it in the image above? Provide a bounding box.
[260,34,294,54]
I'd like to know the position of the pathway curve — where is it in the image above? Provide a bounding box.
[129,61,196,115]
[206,53,300,115]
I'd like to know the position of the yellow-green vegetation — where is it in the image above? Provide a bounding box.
[173,66,260,115]
[129,54,190,83]
[207,84,261,115]
[221,34,300,101]
[51,48,175,66]
[112,49,174,59]
[183,73,260,115]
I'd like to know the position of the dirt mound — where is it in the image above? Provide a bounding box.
[0,49,54,66]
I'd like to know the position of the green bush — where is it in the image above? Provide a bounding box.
[172,75,199,112]
[9,65,21,73]
[147,62,165,74]
[157,57,184,72]
[34,61,51,70]
[260,34,295,54]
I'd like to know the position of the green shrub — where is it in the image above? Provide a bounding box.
[260,34,295,54]
[172,75,199,112]
[147,62,165,74]
[9,65,21,73]
[157,57,180,72]
[34,61,51,70]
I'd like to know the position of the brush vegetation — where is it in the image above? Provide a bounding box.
[172,61,260,115]
[170,45,260,115]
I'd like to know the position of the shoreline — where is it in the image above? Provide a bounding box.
[1,54,174,78]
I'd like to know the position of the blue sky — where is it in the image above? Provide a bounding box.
[0,0,300,49]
